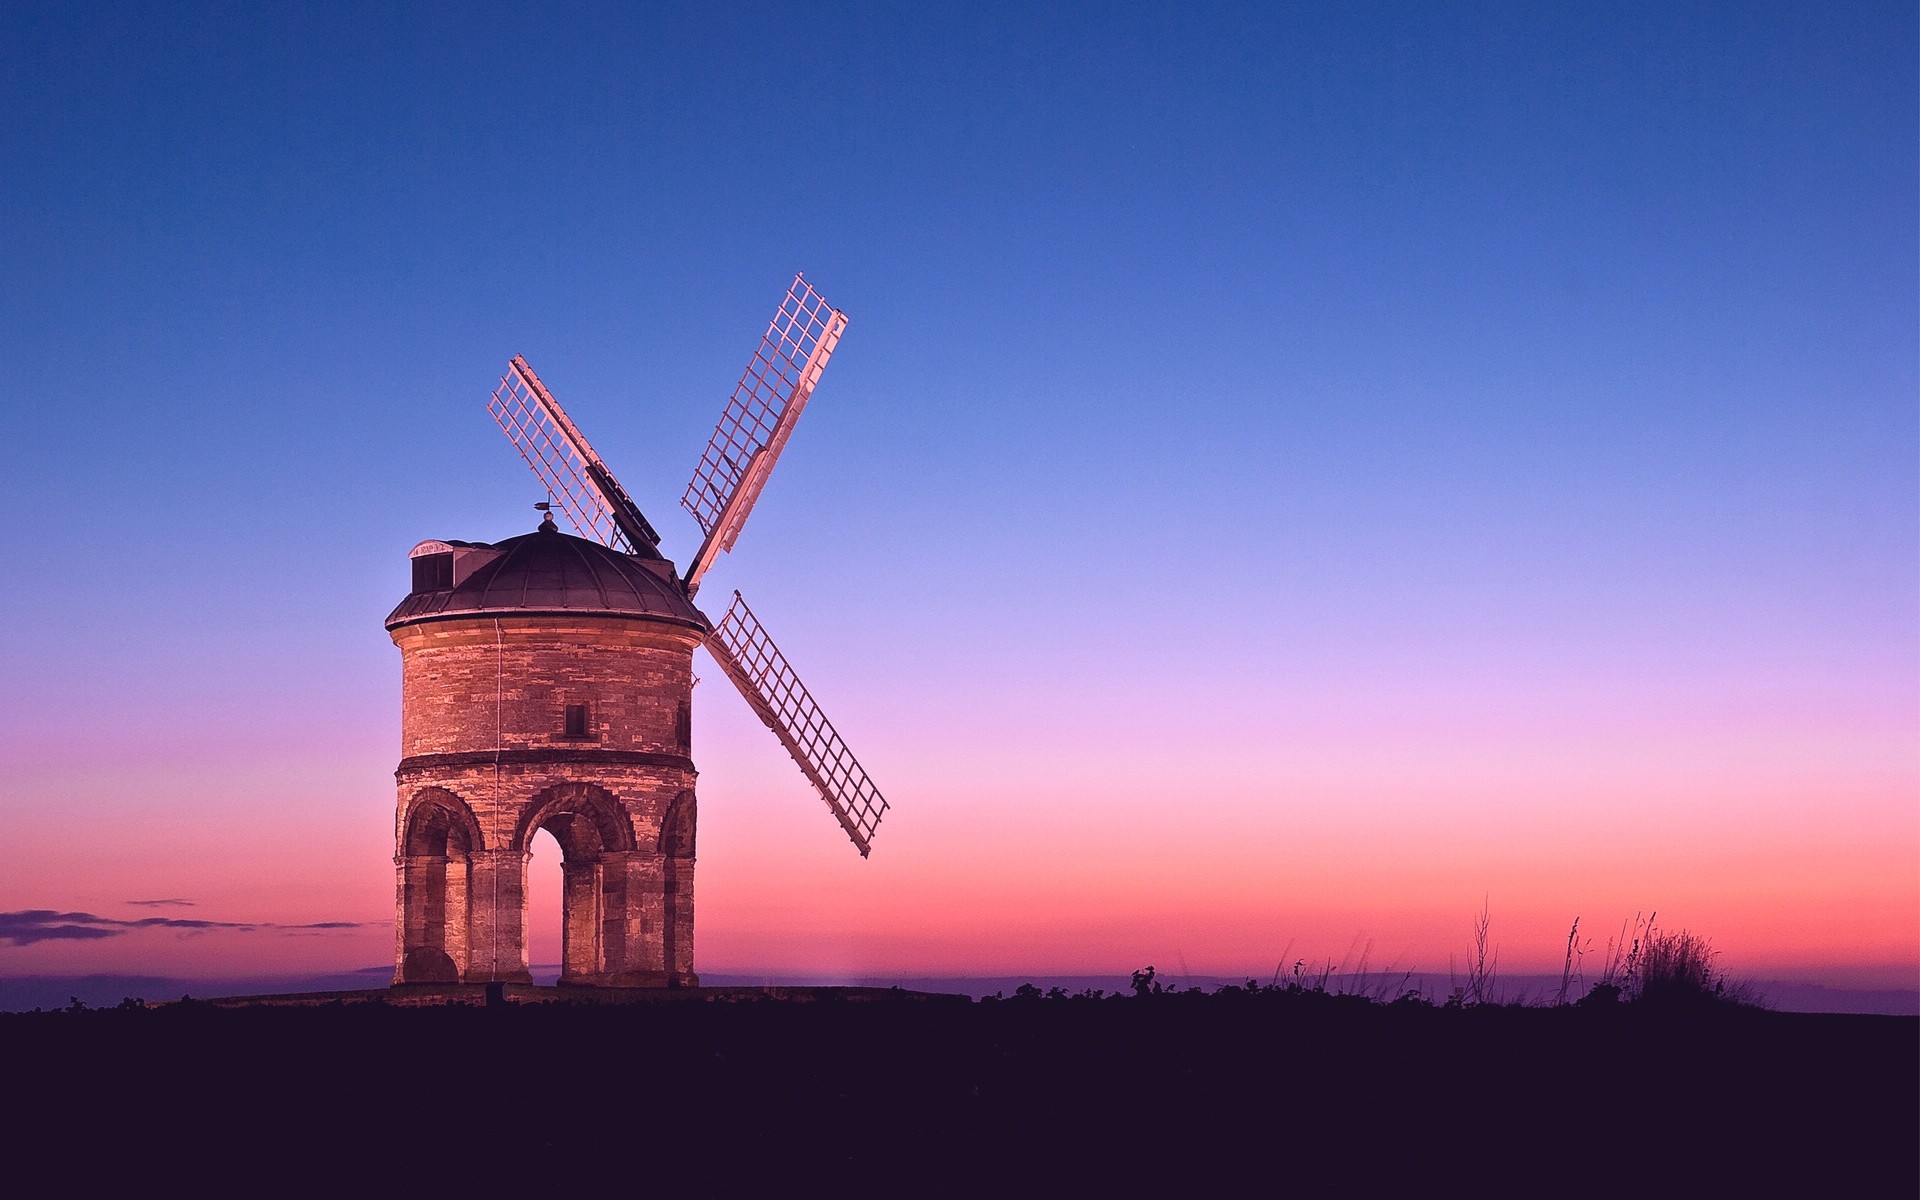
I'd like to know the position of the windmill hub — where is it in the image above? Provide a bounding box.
[387,274,890,990]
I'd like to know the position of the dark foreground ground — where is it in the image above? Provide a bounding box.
[3,986,1912,1195]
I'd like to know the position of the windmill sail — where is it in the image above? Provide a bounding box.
[680,274,847,593]
[490,355,662,551]
[704,591,887,856]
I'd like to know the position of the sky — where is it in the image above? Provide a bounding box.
[1,1,1914,997]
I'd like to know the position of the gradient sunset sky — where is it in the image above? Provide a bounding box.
[2,2,1913,993]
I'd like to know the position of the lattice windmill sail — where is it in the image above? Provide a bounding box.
[707,591,888,853]
[681,274,848,594]
[489,356,663,551]
[487,273,888,855]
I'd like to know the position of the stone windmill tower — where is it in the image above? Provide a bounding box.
[386,275,888,988]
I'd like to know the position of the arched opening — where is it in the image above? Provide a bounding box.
[526,827,565,985]
[517,783,634,986]
[398,789,481,985]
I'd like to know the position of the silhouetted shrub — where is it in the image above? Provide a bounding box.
[1634,929,1754,1007]
[1579,982,1623,1007]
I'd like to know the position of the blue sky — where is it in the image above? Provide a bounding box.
[1,2,1913,986]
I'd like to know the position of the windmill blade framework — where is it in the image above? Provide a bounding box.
[705,591,888,856]
[489,355,663,551]
[680,273,848,595]
[483,275,888,857]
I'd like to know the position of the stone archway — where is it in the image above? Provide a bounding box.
[397,788,484,984]
[515,783,635,986]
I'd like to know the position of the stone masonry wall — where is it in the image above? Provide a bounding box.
[390,614,702,986]
[393,617,697,760]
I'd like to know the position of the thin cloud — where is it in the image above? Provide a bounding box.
[0,913,120,944]
[0,910,374,947]
[125,899,196,908]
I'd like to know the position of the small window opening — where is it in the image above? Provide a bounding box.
[563,704,591,740]
[412,553,454,592]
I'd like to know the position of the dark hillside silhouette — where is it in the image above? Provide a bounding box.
[2,986,1910,1193]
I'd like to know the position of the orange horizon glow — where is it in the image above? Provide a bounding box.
[4,704,1913,994]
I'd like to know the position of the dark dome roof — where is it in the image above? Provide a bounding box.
[386,525,709,631]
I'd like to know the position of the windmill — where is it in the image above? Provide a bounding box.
[484,273,888,857]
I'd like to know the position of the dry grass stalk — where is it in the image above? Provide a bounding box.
[1554,917,1585,1006]
[1465,899,1499,1005]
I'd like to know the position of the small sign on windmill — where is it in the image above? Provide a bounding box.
[386,275,887,989]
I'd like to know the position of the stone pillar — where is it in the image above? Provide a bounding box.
[444,854,471,977]
[597,851,633,980]
[392,855,408,984]
[463,848,532,984]
[664,853,697,986]
[607,855,669,987]
[559,858,603,984]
